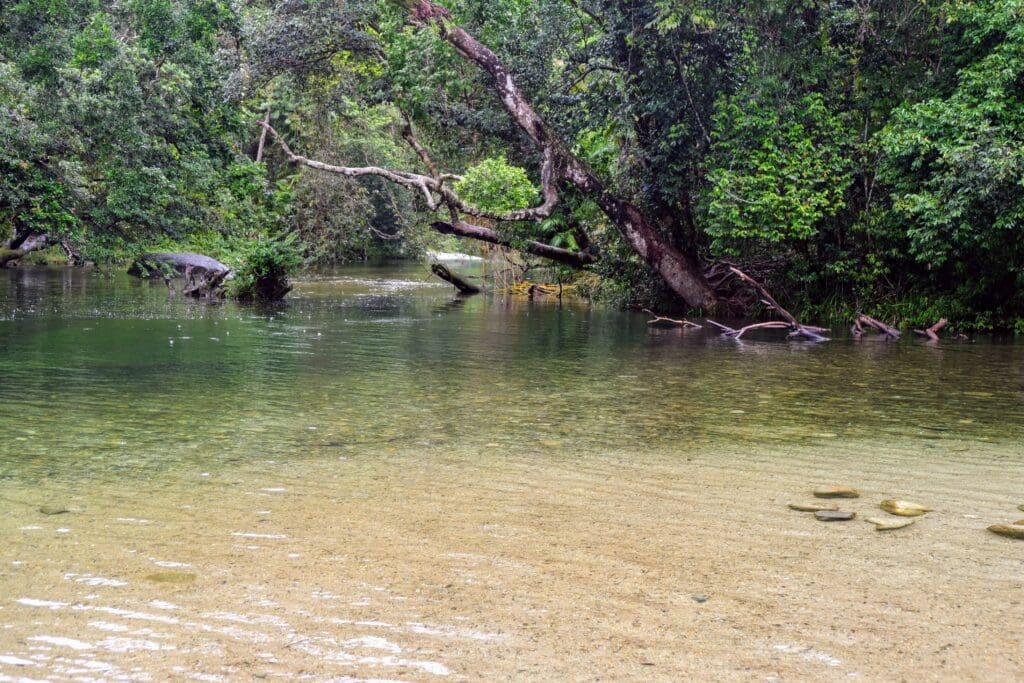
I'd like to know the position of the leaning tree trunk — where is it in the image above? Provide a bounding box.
[1,231,51,267]
[399,0,719,310]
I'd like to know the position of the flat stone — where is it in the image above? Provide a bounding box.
[38,504,69,516]
[788,502,840,512]
[144,572,197,584]
[987,524,1024,540]
[692,594,709,604]
[880,499,932,517]
[866,516,915,531]
[813,486,860,499]
[815,510,855,521]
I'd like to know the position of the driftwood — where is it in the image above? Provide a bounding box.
[852,314,901,339]
[914,318,948,342]
[706,320,793,339]
[642,309,701,329]
[431,263,481,295]
[707,267,830,341]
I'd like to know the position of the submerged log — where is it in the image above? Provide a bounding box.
[431,263,482,295]
[852,314,901,339]
[914,318,948,342]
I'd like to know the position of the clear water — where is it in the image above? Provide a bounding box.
[2,265,1021,484]
[1,265,1022,681]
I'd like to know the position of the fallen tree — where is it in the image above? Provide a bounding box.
[261,0,720,310]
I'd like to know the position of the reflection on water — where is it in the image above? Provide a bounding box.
[0,265,1022,681]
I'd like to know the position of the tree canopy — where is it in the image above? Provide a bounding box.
[2,0,1022,329]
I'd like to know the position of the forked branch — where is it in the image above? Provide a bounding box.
[707,267,830,341]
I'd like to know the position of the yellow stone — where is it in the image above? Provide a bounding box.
[987,524,1024,540]
[866,516,915,531]
[880,499,932,517]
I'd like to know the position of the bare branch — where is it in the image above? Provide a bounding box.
[642,309,701,329]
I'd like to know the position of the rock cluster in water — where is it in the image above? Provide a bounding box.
[793,486,934,529]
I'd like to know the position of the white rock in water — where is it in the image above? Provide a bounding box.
[866,516,915,531]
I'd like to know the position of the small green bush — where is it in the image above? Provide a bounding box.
[227,235,300,302]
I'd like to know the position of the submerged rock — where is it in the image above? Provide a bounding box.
[144,572,197,584]
[813,486,860,499]
[987,524,1024,540]
[815,510,856,521]
[1019,504,1024,512]
[788,502,840,512]
[866,516,915,531]
[880,500,932,517]
[38,504,69,516]
[692,594,709,604]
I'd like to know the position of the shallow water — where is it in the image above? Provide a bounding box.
[1,265,1022,681]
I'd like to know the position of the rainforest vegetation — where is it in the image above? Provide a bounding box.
[1,0,1022,327]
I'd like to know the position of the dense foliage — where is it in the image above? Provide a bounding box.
[2,0,1022,328]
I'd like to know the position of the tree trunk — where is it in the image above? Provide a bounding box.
[403,2,720,310]
[431,220,596,268]
[1,231,51,267]
[431,263,482,294]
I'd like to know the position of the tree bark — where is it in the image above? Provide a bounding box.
[256,107,271,162]
[1,231,50,267]
[406,2,719,310]
[431,263,481,294]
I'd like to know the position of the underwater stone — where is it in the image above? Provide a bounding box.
[987,524,1024,540]
[866,516,915,531]
[815,510,855,521]
[813,486,860,499]
[788,502,840,512]
[144,572,197,584]
[38,504,69,515]
[880,500,932,517]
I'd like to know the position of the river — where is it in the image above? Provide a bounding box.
[1,265,1022,681]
